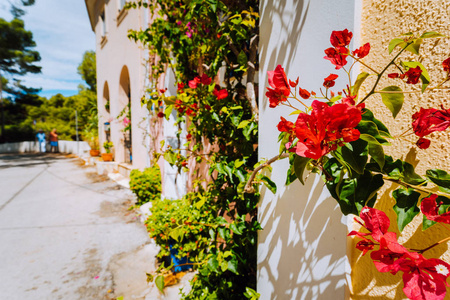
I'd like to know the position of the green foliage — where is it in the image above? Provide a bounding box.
[129,166,162,206]
[128,0,260,298]
[77,51,97,92]
[103,141,113,153]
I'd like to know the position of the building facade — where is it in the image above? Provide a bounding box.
[85,0,149,170]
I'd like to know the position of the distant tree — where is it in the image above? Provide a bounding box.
[77,51,96,92]
[9,0,35,18]
[0,16,41,141]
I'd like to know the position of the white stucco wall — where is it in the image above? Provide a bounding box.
[94,3,149,169]
[258,1,360,299]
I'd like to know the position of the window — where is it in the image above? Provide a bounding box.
[100,10,106,37]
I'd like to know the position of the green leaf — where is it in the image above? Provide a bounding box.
[207,256,219,273]
[260,175,277,194]
[379,86,404,118]
[359,134,385,146]
[351,72,370,96]
[238,50,248,68]
[237,120,250,129]
[392,188,421,231]
[242,121,257,141]
[406,39,422,55]
[155,275,165,293]
[389,38,406,54]
[285,157,298,186]
[293,155,311,185]
[244,287,261,299]
[164,105,173,120]
[368,143,385,170]
[227,256,239,274]
[340,140,368,175]
[230,222,245,235]
[403,162,426,185]
[419,31,445,39]
[426,169,450,194]
[163,151,176,165]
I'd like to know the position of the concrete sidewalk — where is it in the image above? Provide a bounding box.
[0,153,158,299]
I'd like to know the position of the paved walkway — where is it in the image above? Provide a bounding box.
[0,153,156,299]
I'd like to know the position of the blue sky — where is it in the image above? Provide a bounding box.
[0,0,95,98]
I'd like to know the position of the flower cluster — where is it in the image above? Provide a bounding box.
[324,29,370,69]
[412,105,450,149]
[350,206,450,300]
[281,100,362,160]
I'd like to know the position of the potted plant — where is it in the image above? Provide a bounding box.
[88,133,100,157]
[102,141,114,161]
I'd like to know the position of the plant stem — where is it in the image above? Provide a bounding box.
[244,153,290,193]
[382,175,449,198]
[410,236,450,254]
[359,42,413,104]
[349,54,380,75]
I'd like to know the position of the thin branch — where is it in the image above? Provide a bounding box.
[382,175,450,198]
[244,153,290,193]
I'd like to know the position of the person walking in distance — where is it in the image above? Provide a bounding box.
[36,129,46,153]
[49,129,59,153]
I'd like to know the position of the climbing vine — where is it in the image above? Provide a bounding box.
[127,1,264,299]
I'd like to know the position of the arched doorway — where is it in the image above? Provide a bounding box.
[119,66,132,164]
[102,81,111,143]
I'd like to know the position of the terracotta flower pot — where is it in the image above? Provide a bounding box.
[90,149,100,157]
[101,153,113,162]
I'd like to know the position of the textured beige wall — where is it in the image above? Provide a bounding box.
[352,1,450,299]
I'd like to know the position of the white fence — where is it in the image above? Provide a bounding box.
[0,140,91,155]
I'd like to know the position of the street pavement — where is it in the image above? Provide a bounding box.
[0,153,155,299]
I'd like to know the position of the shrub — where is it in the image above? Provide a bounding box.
[129,165,161,205]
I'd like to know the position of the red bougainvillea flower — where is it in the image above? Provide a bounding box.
[199,74,212,85]
[412,107,450,137]
[157,112,164,118]
[213,85,228,100]
[323,74,338,88]
[186,133,192,141]
[324,46,349,69]
[388,73,400,79]
[268,65,290,91]
[351,206,450,300]
[289,77,299,88]
[421,194,450,224]
[204,104,211,110]
[177,83,185,91]
[188,74,212,89]
[442,57,450,74]
[290,100,361,160]
[330,29,353,47]
[188,77,200,89]
[159,88,167,94]
[277,116,295,134]
[416,137,431,149]
[266,65,291,108]
[405,66,422,84]
[175,99,185,113]
[359,206,390,241]
[298,88,311,99]
[352,43,371,59]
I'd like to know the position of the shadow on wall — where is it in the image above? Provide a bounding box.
[350,147,449,299]
[258,173,347,299]
[258,0,358,299]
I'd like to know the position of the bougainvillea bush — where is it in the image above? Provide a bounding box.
[265,29,450,300]
[127,0,262,299]
[129,166,161,206]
